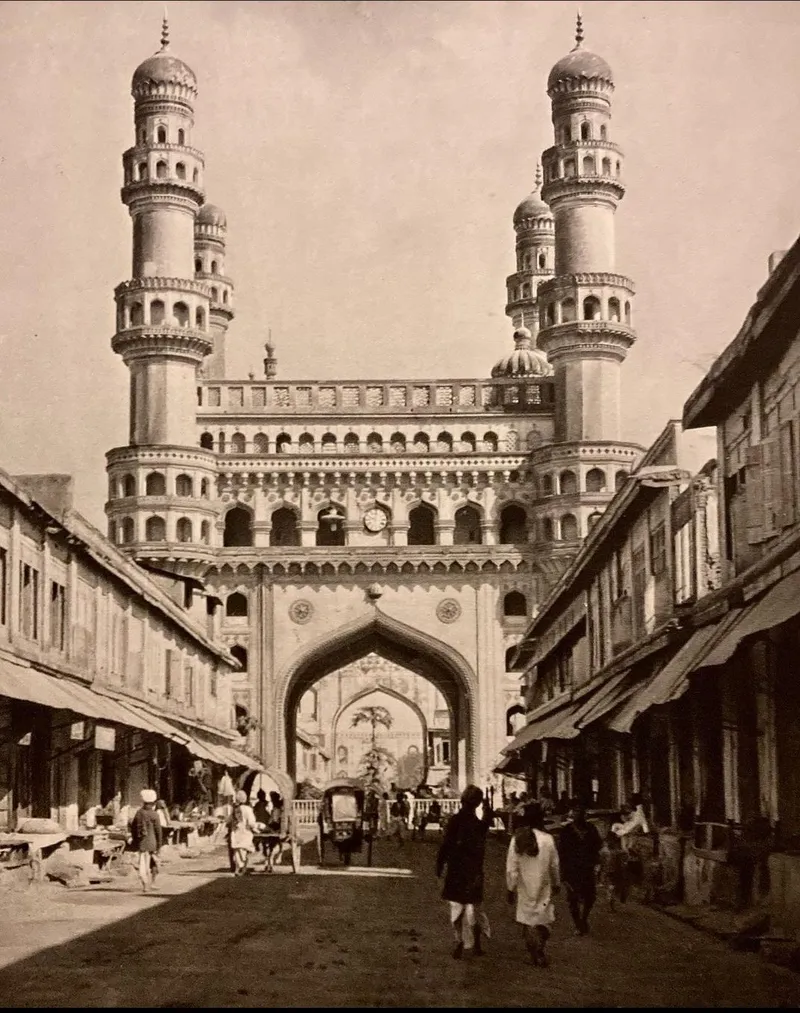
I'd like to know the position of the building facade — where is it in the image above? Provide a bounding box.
[0,469,245,833]
[103,20,642,789]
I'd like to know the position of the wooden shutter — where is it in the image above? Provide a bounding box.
[745,444,764,544]
[761,438,782,537]
[780,421,796,527]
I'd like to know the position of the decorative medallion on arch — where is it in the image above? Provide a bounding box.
[289,599,314,624]
[436,599,462,624]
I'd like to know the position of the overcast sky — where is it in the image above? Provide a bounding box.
[0,0,798,526]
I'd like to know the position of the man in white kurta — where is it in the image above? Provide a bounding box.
[506,807,561,966]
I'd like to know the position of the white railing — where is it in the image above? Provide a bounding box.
[291,797,462,828]
[292,799,322,825]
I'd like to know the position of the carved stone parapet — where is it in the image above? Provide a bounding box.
[538,273,635,297]
[106,444,217,468]
[112,327,212,362]
[121,183,203,212]
[538,323,635,361]
[124,142,206,162]
[116,277,212,298]
[541,177,625,205]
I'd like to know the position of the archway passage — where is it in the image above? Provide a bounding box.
[281,613,475,789]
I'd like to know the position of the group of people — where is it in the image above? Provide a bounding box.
[435,785,651,965]
[226,789,287,875]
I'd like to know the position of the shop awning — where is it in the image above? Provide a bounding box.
[0,658,174,735]
[493,754,526,778]
[503,699,580,753]
[606,621,731,734]
[571,669,635,731]
[701,569,800,669]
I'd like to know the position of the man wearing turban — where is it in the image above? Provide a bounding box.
[130,789,163,892]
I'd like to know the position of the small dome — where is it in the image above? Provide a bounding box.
[197,204,227,228]
[132,21,196,97]
[547,47,613,92]
[491,328,553,379]
[513,190,551,228]
[132,51,197,93]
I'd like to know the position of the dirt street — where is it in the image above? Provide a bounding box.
[0,834,797,1008]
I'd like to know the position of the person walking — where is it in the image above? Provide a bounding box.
[557,801,604,935]
[129,788,163,893]
[388,792,409,848]
[506,802,560,967]
[436,784,493,959]
[227,789,258,876]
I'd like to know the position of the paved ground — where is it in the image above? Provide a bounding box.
[0,833,797,1008]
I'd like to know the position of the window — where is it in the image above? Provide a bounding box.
[177,128,185,145]
[454,505,482,545]
[0,547,6,625]
[499,505,528,544]
[504,591,527,617]
[276,433,292,454]
[408,503,436,545]
[156,160,167,179]
[583,296,602,321]
[586,468,606,492]
[145,516,166,541]
[223,507,253,547]
[344,433,360,453]
[559,470,577,496]
[210,669,218,698]
[195,258,203,274]
[460,432,476,454]
[49,581,66,651]
[200,432,214,450]
[615,470,628,491]
[145,472,166,496]
[226,592,248,618]
[195,307,205,328]
[580,121,591,140]
[270,507,300,547]
[176,518,192,542]
[230,645,248,671]
[366,432,383,453]
[600,124,607,140]
[437,432,452,453]
[561,298,576,322]
[316,506,345,546]
[157,126,167,143]
[121,517,135,544]
[200,478,209,498]
[391,432,406,453]
[19,562,39,640]
[483,432,498,453]
[211,261,218,275]
[230,433,246,454]
[253,433,269,454]
[561,513,578,540]
[176,474,193,497]
[542,474,553,496]
[649,521,667,575]
[200,521,210,545]
[413,433,430,453]
[122,474,136,497]
[175,162,186,180]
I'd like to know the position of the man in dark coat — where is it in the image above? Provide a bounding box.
[130,788,163,892]
[436,784,493,959]
[557,801,603,935]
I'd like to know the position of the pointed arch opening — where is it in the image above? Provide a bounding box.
[408,503,437,546]
[223,506,254,547]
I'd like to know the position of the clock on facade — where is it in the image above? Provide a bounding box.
[363,507,388,533]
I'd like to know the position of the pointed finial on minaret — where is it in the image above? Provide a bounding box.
[574,8,584,49]
[535,162,543,191]
[160,9,170,51]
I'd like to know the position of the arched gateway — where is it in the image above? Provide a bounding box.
[277,611,477,786]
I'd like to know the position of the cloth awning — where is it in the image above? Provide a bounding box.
[493,754,526,778]
[503,699,580,753]
[606,620,733,734]
[0,658,178,736]
[701,569,800,669]
[571,669,635,731]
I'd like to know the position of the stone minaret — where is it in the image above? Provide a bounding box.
[537,14,636,443]
[194,204,234,380]
[505,164,555,336]
[106,20,217,556]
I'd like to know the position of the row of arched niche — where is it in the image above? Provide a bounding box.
[199,430,513,455]
[108,466,626,507]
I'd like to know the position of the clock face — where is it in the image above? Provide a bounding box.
[363,507,388,533]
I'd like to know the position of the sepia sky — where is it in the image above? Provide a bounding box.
[0,0,798,526]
